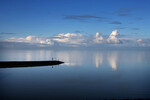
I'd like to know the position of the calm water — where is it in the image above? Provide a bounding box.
[0,48,150,99]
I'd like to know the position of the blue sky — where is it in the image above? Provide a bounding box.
[0,0,150,48]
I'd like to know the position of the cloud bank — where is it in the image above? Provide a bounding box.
[1,30,150,48]
[5,36,54,45]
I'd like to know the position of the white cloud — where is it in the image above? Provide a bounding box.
[53,33,85,46]
[93,30,121,44]
[5,35,54,45]
[137,39,150,47]
[93,32,104,43]
[4,33,86,47]
[107,30,121,44]
[54,33,82,38]
[3,30,150,48]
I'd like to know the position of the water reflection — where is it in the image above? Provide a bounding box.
[7,50,83,66]
[107,52,118,70]
[1,49,148,70]
[94,51,118,70]
[1,49,150,99]
[94,52,103,68]
[93,50,150,70]
[55,50,83,66]
[24,50,53,61]
[54,50,119,70]
[26,51,32,61]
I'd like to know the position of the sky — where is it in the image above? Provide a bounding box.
[0,0,150,48]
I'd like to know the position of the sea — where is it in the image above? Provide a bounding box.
[0,48,150,100]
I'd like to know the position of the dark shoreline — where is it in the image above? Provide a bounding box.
[0,60,64,68]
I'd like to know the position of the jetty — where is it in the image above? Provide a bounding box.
[0,60,64,68]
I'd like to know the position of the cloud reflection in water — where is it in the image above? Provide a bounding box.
[94,51,118,70]
[107,52,118,70]
[17,49,147,71]
[55,50,83,66]
[94,52,103,68]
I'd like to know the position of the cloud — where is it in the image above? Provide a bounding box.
[93,32,104,43]
[137,39,150,47]
[132,33,138,35]
[117,8,132,17]
[2,30,150,48]
[73,30,83,33]
[135,17,143,21]
[4,33,87,48]
[0,41,46,49]
[5,35,54,46]
[114,27,126,30]
[117,10,130,17]
[131,28,140,30]
[53,33,86,47]
[0,32,17,35]
[118,13,129,16]
[109,21,122,24]
[63,14,106,22]
[54,33,82,38]
[93,30,121,44]
[107,30,121,44]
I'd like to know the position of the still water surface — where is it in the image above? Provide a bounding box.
[0,48,150,99]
